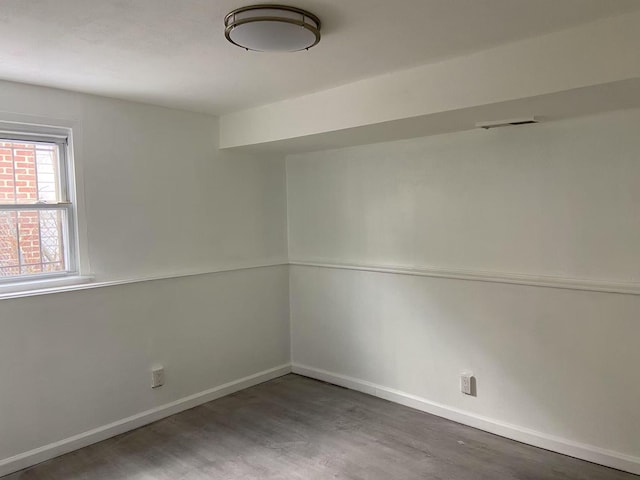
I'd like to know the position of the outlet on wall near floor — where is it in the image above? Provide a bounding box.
[151,367,165,389]
[460,372,474,396]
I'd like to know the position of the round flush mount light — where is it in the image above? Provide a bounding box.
[225,4,321,52]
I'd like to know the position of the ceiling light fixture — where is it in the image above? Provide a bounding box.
[224,4,321,52]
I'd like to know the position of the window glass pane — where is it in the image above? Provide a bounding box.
[0,140,61,205]
[0,210,18,276]
[0,208,66,278]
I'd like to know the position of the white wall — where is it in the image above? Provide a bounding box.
[1,266,289,461]
[288,110,640,281]
[287,110,640,468]
[0,80,288,281]
[0,81,290,468]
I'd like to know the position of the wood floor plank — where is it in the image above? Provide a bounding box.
[4,374,637,479]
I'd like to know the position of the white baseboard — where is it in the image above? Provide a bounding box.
[0,364,292,478]
[292,363,640,476]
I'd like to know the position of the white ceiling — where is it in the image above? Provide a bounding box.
[0,0,638,115]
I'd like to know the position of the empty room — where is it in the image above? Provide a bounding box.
[1,1,639,479]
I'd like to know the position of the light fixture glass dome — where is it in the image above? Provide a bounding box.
[225,5,321,52]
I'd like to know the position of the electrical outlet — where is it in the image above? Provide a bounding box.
[460,372,473,395]
[152,367,165,389]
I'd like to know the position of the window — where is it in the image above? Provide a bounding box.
[0,131,77,283]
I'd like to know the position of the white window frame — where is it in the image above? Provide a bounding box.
[0,128,79,286]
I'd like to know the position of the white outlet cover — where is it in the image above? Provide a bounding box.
[152,367,165,388]
[460,372,473,395]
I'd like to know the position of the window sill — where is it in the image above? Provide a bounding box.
[0,275,95,300]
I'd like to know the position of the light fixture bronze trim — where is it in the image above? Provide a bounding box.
[224,4,321,51]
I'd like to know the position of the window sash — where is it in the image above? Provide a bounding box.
[0,131,67,146]
[0,132,77,283]
[0,204,73,216]
[0,132,70,206]
[0,203,72,209]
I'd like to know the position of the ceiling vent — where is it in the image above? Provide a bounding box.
[475,117,539,130]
